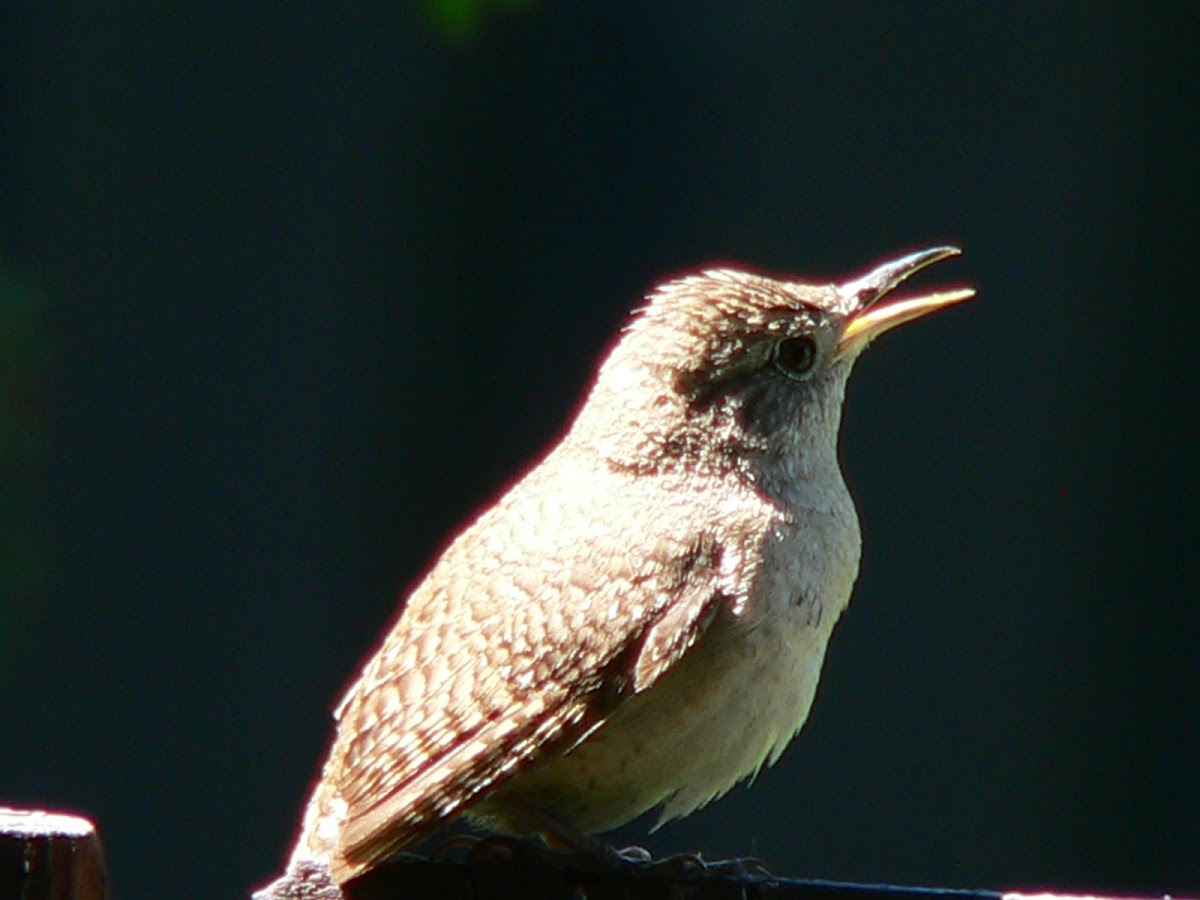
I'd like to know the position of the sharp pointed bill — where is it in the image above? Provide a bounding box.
[835,246,974,358]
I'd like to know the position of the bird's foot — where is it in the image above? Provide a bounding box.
[615,846,772,878]
[544,827,773,878]
[475,802,773,877]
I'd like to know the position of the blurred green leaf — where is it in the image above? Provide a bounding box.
[421,0,538,42]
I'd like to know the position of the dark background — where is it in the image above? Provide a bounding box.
[3,3,1197,898]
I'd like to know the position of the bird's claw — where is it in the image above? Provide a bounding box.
[613,846,772,878]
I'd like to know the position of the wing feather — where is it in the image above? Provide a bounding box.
[295,458,732,883]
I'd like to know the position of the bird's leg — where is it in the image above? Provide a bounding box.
[501,802,773,877]
[496,801,643,869]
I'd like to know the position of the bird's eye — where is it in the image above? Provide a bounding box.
[772,336,818,378]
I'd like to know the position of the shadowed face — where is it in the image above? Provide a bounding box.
[576,248,972,475]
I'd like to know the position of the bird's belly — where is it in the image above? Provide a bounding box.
[470,582,847,835]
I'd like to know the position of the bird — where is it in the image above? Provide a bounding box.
[281,246,973,887]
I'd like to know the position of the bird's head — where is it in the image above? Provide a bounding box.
[572,247,974,478]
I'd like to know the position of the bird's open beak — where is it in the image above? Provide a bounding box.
[836,246,975,358]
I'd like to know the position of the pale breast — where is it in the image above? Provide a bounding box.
[471,481,862,836]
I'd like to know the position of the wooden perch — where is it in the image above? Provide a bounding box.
[257,850,1017,900]
[254,841,1187,900]
[0,806,1185,900]
[0,807,109,900]
[342,860,1009,900]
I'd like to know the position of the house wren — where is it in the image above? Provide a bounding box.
[284,247,973,885]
